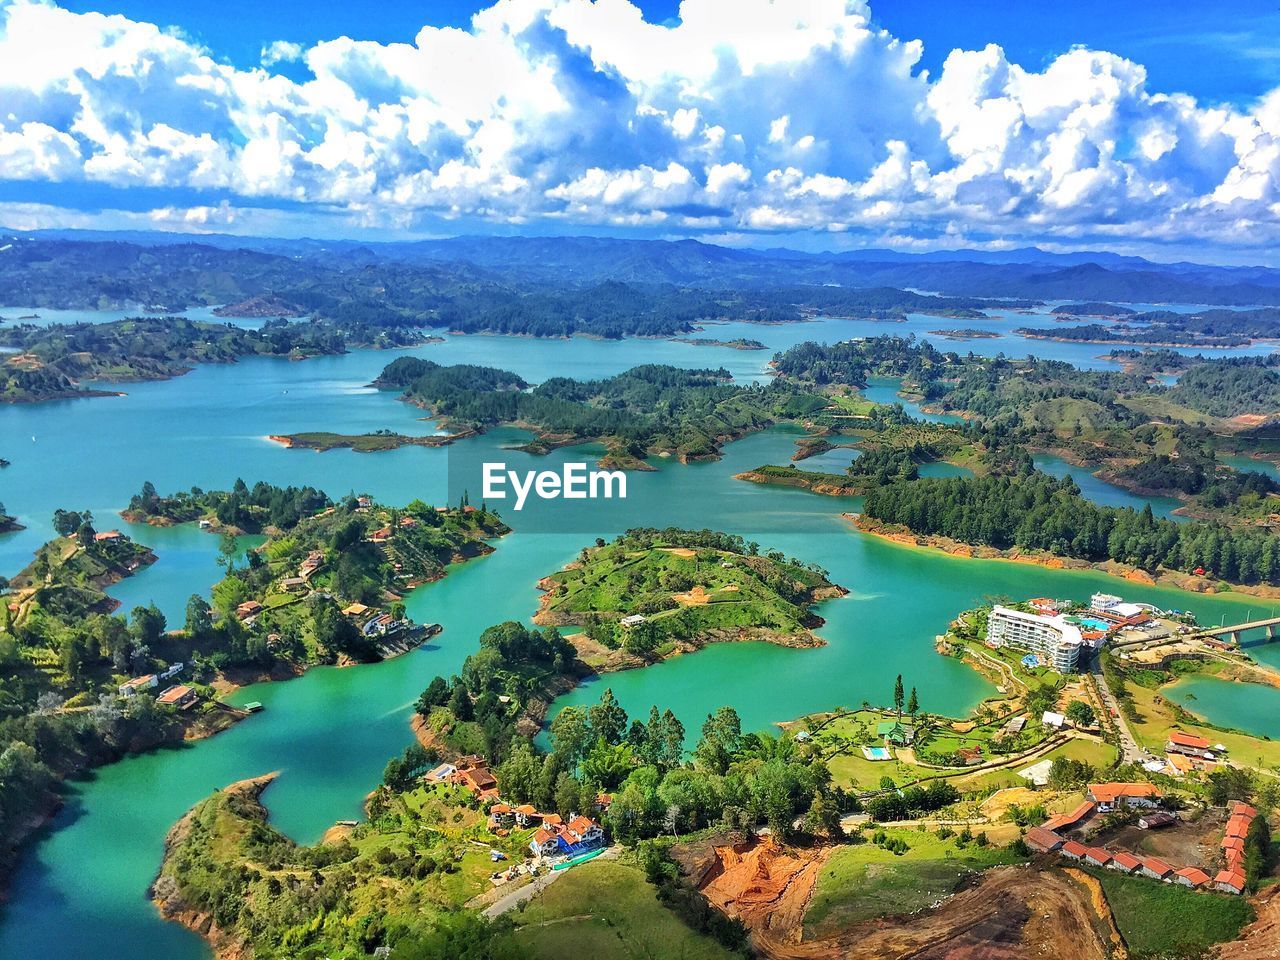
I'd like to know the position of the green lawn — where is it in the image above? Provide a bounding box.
[499,860,739,960]
[1090,868,1254,958]
[803,829,1023,938]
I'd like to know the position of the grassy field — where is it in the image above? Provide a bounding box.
[1090,867,1254,958]
[803,829,1022,938]
[1126,681,1280,771]
[814,707,1116,792]
[499,860,740,960]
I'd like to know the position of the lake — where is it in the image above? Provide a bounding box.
[0,320,1267,959]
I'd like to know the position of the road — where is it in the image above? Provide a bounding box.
[482,845,620,918]
[1087,656,1143,763]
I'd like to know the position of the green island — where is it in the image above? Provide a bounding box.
[0,499,22,534]
[926,328,1002,340]
[272,359,831,467]
[0,483,506,889]
[532,527,845,663]
[669,336,768,350]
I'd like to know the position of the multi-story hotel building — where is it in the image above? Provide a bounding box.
[987,605,1084,671]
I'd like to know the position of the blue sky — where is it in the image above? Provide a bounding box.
[5,0,1280,262]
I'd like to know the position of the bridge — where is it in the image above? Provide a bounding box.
[1195,615,1280,645]
[1108,615,1280,653]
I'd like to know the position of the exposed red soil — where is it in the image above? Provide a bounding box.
[674,835,1113,960]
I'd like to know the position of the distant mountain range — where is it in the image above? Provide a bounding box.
[6,229,1280,307]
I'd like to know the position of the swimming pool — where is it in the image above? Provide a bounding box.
[862,746,892,761]
[1073,617,1113,632]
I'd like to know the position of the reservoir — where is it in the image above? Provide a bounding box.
[0,320,1267,959]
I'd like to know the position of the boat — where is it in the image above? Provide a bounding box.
[243,701,264,713]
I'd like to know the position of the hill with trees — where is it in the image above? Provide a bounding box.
[534,528,845,659]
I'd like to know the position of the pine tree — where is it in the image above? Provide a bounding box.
[893,674,905,717]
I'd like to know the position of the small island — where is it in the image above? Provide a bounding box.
[927,328,1002,341]
[534,527,846,666]
[669,336,767,350]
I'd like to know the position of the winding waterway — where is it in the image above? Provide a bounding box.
[0,317,1270,959]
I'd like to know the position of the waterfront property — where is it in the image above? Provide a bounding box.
[987,605,1083,672]
[156,685,198,711]
[1166,730,1221,761]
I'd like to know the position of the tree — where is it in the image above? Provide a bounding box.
[907,687,919,719]
[497,741,540,803]
[52,508,86,538]
[581,739,636,790]
[893,674,905,717]
[1065,700,1096,728]
[695,706,741,775]
[416,676,450,715]
[588,689,628,746]
[184,594,214,643]
[217,531,239,571]
[550,706,592,768]
[131,604,166,648]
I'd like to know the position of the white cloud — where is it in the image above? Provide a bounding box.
[0,0,1279,256]
[261,39,303,67]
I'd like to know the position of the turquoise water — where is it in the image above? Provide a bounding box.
[1220,454,1280,483]
[1166,674,1280,740]
[0,323,1269,960]
[1032,454,1186,522]
[861,376,965,424]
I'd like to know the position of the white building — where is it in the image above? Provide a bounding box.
[987,605,1083,672]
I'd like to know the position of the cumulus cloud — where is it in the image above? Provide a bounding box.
[0,0,1278,256]
[261,39,304,67]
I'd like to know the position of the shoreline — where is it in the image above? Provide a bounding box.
[849,515,1280,599]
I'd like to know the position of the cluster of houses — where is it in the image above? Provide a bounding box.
[118,662,200,711]
[1025,782,1253,895]
[422,754,608,863]
[1217,801,1258,896]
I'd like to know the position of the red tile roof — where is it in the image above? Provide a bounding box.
[1084,847,1113,865]
[1141,857,1174,877]
[1226,815,1251,839]
[1230,801,1258,819]
[1061,840,1088,858]
[1043,801,1097,833]
[1088,782,1162,803]
[532,828,556,846]
[1215,869,1247,892]
[156,684,194,705]
[1176,867,1210,886]
[1168,730,1211,750]
[1110,852,1141,871]
[1024,826,1063,851]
